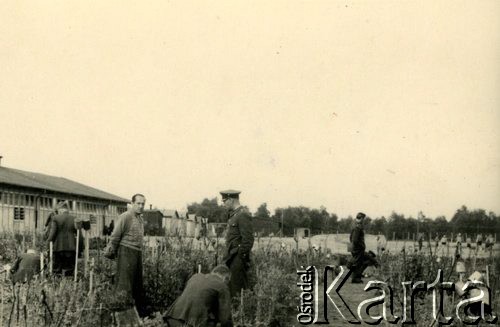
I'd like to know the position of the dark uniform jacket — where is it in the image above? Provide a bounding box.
[10,252,40,284]
[224,207,254,264]
[166,273,233,327]
[349,223,365,254]
[47,212,79,252]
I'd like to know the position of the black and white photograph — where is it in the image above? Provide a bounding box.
[0,1,499,326]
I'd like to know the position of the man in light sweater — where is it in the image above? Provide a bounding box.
[105,193,146,316]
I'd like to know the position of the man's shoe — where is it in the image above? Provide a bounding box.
[351,278,363,284]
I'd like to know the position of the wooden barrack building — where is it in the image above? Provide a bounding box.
[0,165,129,237]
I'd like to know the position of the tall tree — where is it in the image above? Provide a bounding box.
[187,198,227,223]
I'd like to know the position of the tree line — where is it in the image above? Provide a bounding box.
[187,199,500,240]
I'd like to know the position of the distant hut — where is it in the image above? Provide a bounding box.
[186,214,197,237]
[0,164,128,237]
[142,210,165,236]
[161,209,179,235]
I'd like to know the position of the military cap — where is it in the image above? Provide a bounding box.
[356,212,366,220]
[219,189,241,200]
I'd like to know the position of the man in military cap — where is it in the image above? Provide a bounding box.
[221,189,254,297]
[46,200,81,276]
[163,265,233,327]
[347,212,379,283]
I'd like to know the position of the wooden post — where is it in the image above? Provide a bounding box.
[473,249,477,271]
[49,242,53,275]
[33,226,36,250]
[240,291,244,326]
[0,273,3,327]
[84,230,89,277]
[198,264,201,274]
[99,303,103,327]
[40,252,44,280]
[74,229,80,284]
[485,265,490,287]
[89,258,94,295]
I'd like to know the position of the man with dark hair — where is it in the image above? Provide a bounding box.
[348,212,379,283]
[164,265,233,327]
[46,201,81,276]
[132,193,145,203]
[104,193,146,316]
[221,189,254,297]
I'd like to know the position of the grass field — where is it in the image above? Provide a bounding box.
[0,232,498,326]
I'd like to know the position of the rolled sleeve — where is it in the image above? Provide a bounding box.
[47,220,58,244]
[108,215,126,251]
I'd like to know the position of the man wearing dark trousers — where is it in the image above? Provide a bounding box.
[348,212,379,283]
[104,193,146,316]
[47,201,81,276]
[221,189,254,297]
[164,265,233,327]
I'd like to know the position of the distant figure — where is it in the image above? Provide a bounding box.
[376,234,386,256]
[348,212,379,283]
[10,249,41,284]
[485,234,494,251]
[439,235,448,257]
[108,219,115,234]
[46,201,81,276]
[456,233,463,255]
[476,234,484,252]
[104,194,146,316]
[163,265,233,327]
[103,219,115,236]
[312,244,319,252]
[417,234,424,252]
[466,236,472,249]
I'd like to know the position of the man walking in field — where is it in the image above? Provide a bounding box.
[47,201,82,276]
[104,193,146,316]
[348,212,379,283]
[418,233,424,252]
[221,189,254,297]
[163,265,233,327]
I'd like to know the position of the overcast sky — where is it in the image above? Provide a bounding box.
[1,1,499,219]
